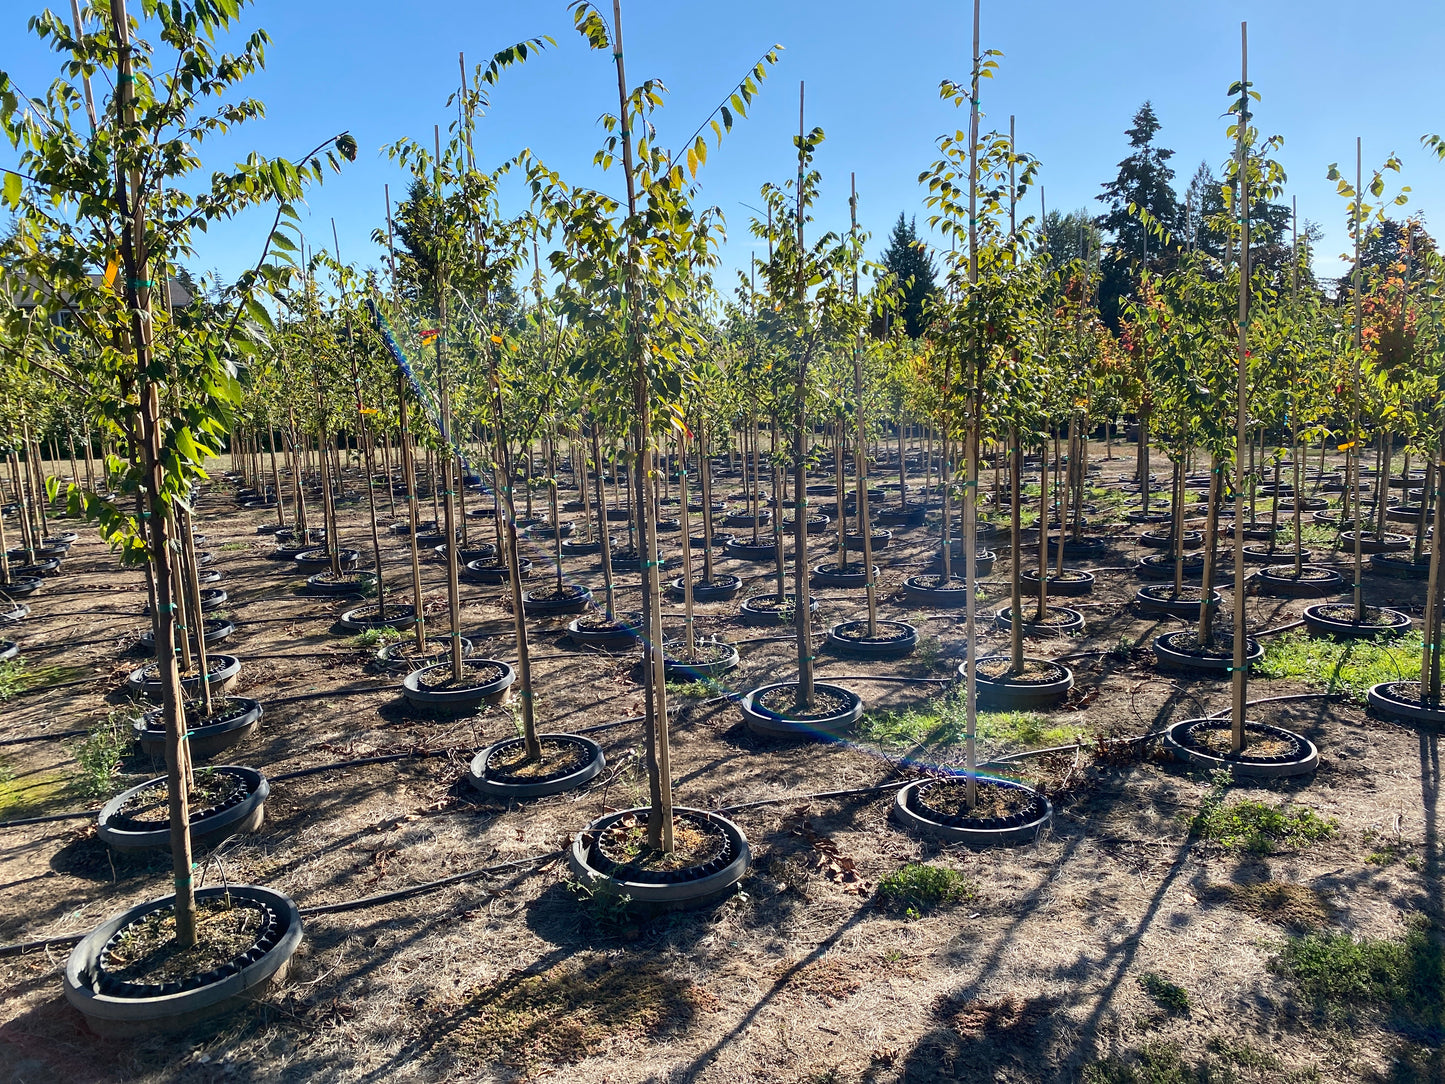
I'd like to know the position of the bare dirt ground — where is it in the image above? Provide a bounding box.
[0,440,1440,1084]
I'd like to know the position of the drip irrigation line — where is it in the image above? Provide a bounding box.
[1205,691,1345,719]
[0,729,89,746]
[1256,619,1305,637]
[297,850,562,916]
[0,808,94,828]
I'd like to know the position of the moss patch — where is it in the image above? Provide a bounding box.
[1197,877,1332,930]
[447,956,716,1069]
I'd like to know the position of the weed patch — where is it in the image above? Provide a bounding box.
[69,712,132,800]
[860,690,1081,753]
[1188,797,1336,855]
[1274,922,1444,1033]
[1138,972,1190,1015]
[1257,629,1421,702]
[875,862,974,917]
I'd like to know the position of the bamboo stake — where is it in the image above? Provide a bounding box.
[1229,22,1252,753]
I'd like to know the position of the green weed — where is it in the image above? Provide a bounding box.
[69,711,132,800]
[1257,630,1421,702]
[349,627,401,648]
[1273,922,1443,1030]
[0,657,25,701]
[859,689,1081,753]
[666,678,724,700]
[1084,1040,1320,1084]
[1138,972,1190,1015]
[1188,797,1336,855]
[875,863,975,917]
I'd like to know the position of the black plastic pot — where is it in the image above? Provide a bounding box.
[670,574,743,602]
[1161,718,1318,779]
[522,583,594,616]
[464,557,532,584]
[1019,569,1095,597]
[1339,531,1410,554]
[994,604,1085,636]
[1135,553,1212,581]
[139,618,235,648]
[305,570,378,597]
[1302,603,1411,639]
[844,529,893,551]
[1139,529,1201,550]
[524,521,575,541]
[724,510,772,529]
[1133,585,1221,618]
[338,603,417,632]
[662,639,741,679]
[400,658,516,715]
[1367,681,1445,726]
[689,531,736,551]
[63,884,303,1037]
[98,766,269,853]
[1046,534,1107,557]
[892,776,1053,846]
[782,514,831,535]
[468,734,605,800]
[567,611,643,649]
[0,576,44,597]
[568,807,750,911]
[11,559,60,576]
[811,562,878,589]
[127,654,241,700]
[873,504,927,528]
[1151,632,1262,675]
[969,655,1074,709]
[134,697,262,760]
[1253,564,1346,598]
[900,574,972,609]
[0,639,18,661]
[825,619,918,659]
[434,542,499,563]
[1369,552,1432,580]
[560,536,609,557]
[374,637,474,673]
[1242,544,1313,565]
[295,548,358,571]
[724,538,782,562]
[738,680,864,738]
[738,593,818,626]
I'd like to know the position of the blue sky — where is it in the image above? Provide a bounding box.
[4,0,1443,294]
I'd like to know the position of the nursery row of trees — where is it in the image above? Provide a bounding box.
[2,0,1445,952]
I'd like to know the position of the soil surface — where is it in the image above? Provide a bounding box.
[0,441,1441,1083]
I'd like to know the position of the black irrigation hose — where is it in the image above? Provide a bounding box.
[0,808,94,828]
[296,850,562,916]
[268,746,466,782]
[0,729,89,746]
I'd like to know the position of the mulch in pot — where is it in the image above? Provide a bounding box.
[416,661,507,691]
[484,736,591,784]
[596,811,727,874]
[756,685,850,720]
[100,895,272,993]
[112,768,250,831]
